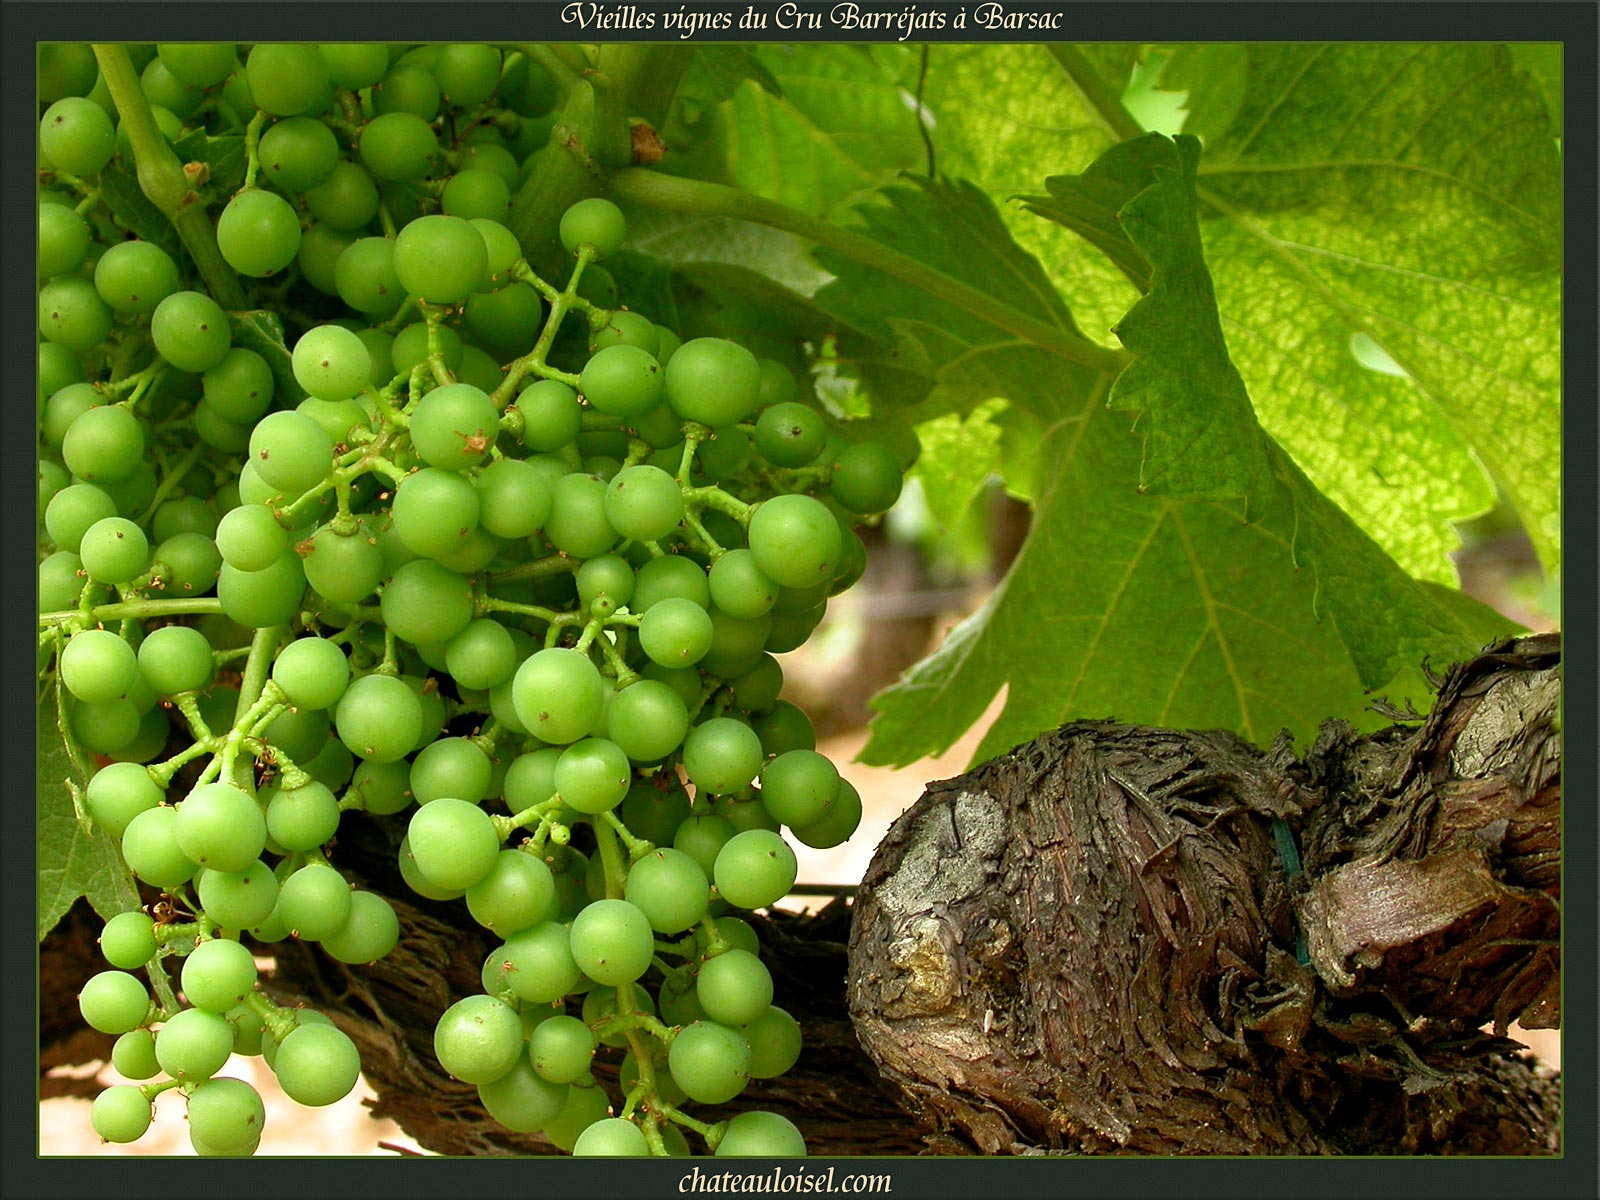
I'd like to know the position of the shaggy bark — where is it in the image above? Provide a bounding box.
[846,634,1561,1154]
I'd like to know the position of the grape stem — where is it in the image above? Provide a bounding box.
[91,45,248,312]
[608,167,1132,378]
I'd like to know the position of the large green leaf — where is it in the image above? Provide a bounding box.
[854,148,1514,768]
[812,176,1102,428]
[709,45,929,221]
[37,695,141,941]
[1185,44,1560,578]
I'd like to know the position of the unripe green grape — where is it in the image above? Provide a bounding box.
[830,440,904,514]
[664,338,762,428]
[463,282,541,357]
[701,607,773,679]
[318,889,400,964]
[348,757,413,816]
[111,1028,162,1081]
[434,994,524,1085]
[496,921,582,1003]
[91,1085,153,1144]
[135,623,213,696]
[60,628,138,703]
[273,1023,362,1106]
[529,1014,596,1085]
[38,44,99,102]
[373,64,440,120]
[443,618,516,691]
[668,1020,751,1105]
[673,813,737,881]
[276,862,353,940]
[603,464,684,543]
[638,596,714,669]
[263,704,330,767]
[180,937,258,1013]
[246,43,330,116]
[466,850,557,936]
[319,43,390,90]
[441,167,511,221]
[570,898,655,986]
[304,161,380,231]
[155,1006,234,1081]
[304,734,356,792]
[697,947,773,1026]
[573,1116,649,1157]
[38,202,90,278]
[176,783,266,873]
[38,277,113,350]
[580,344,664,418]
[511,647,605,746]
[86,762,164,838]
[393,214,488,304]
[76,512,150,582]
[151,290,232,373]
[94,240,181,316]
[335,672,424,763]
[79,970,151,1035]
[751,700,816,757]
[271,636,350,711]
[748,494,842,590]
[477,1057,569,1132]
[40,97,116,175]
[708,549,779,621]
[185,1076,266,1154]
[257,114,340,192]
[790,777,863,850]
[196,860,279,932]
[265,781,341,852]
[217,188,302,277]
[71,698,140,754]
[333,236,403,315]
[605,679,689,765]
[758,749,840,829]
[624,846,710,934]
[302,523,383,604]
[391,466,480,559]
[379,558,475,646]
[216,503,289,572]
[406,797,501,891]
[38,549,82,613]
[683,717,764,797]
[98,911,158,970]
[716,1110,807,1157]
[409,382,499,470]
[553,738,632,815]
[291,325,371,403]
[542,1080,610,1152]
[753,401,825,468]
[545,472,619,558]
[743,1004,803,1079]
[619,774,692,845]
[559,197,627,259]
[515,379,582,451]
[409,736,493,805]
[713,829,798,911]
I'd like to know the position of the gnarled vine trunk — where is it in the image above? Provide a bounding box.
[40,636,1560,1156]
[847,633,1561,1154]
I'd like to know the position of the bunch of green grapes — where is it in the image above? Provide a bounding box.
[39,42,906,1158]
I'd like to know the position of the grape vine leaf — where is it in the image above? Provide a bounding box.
[1179,44,1559,580]
[909,399,1007,532]
[709,45,929,220]
[677,46,781,121]
[97,158,181,261]
[845,162,1513,768]
[37,698,140,941]
[811,176,1103,430]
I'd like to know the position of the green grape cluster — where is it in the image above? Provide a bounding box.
[40,41,905,1160]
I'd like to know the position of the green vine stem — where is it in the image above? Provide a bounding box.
[608,168,1131,378]
[91,45,248,311]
